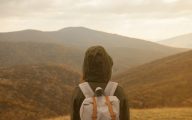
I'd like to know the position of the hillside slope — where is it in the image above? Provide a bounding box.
[0,64,80,120]
[0,41,83,70]
[114,50,192,108]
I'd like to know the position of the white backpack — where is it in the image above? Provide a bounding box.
[79,81,120,120]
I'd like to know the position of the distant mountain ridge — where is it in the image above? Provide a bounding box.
[158,33,192,48]
[0,27,186,73]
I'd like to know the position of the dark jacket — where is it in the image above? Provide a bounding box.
[70,46,130,120]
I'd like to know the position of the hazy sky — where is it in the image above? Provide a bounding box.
[1,0,192,41]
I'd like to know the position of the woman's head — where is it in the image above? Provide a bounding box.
[82,45,113,83]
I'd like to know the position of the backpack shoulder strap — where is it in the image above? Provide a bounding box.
[79,82,94,98]
[104,81,118,96]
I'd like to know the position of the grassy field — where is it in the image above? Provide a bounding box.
[131,108,192,120]
[43,108,192,120]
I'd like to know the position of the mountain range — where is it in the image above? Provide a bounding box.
[0,27,185,74]
[0,27,191,120]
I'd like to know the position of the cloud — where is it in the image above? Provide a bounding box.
[1,0,192,18]
[0,0,192,40]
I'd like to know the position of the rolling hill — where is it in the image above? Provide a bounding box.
[0,64,80,120]
[114,50,192,108]
[0,27,186,73]
[158,33,192,48]
[0,41,84,70]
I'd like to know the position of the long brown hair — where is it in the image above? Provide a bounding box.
[82,46,113,83]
